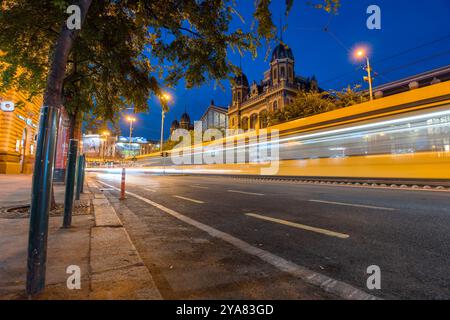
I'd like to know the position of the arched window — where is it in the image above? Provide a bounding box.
[241,117,249,131]
[250,114,258,129]
[273,100,278,112]
[280,66,285,78]
[273,68,277,80]
[259,111,268,129]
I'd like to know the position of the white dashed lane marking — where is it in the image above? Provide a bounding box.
[227,190,264,196]
[309,200,395,211]
[245,213,350,239]
[174,195,205,204]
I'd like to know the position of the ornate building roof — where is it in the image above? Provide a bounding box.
[180,112,190,124]
[233,73,249,87]
[271,43,294,61]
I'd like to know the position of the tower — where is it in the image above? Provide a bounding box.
[270,43,295,86]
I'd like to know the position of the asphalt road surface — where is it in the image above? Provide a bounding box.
[91,172,450,300]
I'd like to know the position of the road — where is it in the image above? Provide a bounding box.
[90,171,450,300]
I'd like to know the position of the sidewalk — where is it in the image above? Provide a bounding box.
[0,174,161,300]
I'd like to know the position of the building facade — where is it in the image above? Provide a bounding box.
[228,42,318,130]
[200,100,228,132]
[0,89,42,174]
[170,111,194,134]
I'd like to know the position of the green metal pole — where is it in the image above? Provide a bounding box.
[75,154,84,200]
[26,105,60,296]
[80,154,86,193]
[63,139,78,228]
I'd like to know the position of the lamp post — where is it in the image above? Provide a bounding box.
[126,116,136,158]
[159,93,172,153]
[355,48,374,101]
[159,92,172,176]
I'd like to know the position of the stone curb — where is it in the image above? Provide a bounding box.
[88,180,162,300]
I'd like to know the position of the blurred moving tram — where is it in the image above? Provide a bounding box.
[135,81,450,181]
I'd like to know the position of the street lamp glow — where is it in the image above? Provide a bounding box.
[161,93,172,102]
[126,116,136,122]
[356,49,365,59]
[353,46,374,101]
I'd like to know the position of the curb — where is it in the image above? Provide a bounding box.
[88,180,162,300]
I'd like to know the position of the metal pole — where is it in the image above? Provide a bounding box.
[120,168,126,200]
[75,154,84,200]
[366,56,374,101]
[160,111,166,176]
[63,139,78,228]
[129,120,133,158]
[26,105,60,296]
[80,154,86,193]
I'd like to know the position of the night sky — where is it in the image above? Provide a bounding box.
[120,0,450,140]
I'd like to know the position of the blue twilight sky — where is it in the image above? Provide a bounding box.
[120,0,450,140]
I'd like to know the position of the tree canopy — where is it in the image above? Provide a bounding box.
[0,0,340,125]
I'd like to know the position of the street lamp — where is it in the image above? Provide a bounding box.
[126,116,136,157]
[158,92,172,154]
[354,47,374,101]
[158,92,172,176]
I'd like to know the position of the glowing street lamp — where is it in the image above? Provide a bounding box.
[158,92,172,154]
[126,116,136,157]
[354,47,374,101]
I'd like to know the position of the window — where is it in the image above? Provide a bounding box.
[273,100,278,112]
[280,66,285,78]
[273,68,277,80]
[250,114,258,129]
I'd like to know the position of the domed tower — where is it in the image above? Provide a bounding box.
[180,112,191,130]
[231,72,249,108]
[170,119,180,134]
[270,42,295,86]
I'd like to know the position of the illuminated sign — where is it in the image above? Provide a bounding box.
[1,101,15,112]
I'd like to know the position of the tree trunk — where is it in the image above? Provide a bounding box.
[43,0,92,108]
[44,1,91,212]
[27,0,93,295]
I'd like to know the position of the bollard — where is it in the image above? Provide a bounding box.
[80,155,86,193]
[75,154,84,200]
[63,139,79,228]
[120,167,126,200]
[26,105,60,296]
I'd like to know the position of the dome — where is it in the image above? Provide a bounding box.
[271,43,294,61]
[233,72,249,87]
[180,112,190,123]
[171,120,179,129]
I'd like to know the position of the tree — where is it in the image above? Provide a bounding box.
[331,85,369,108]
[267,84,366,126]
[1,0,341,295]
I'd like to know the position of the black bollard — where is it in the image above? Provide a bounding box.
[63,139,78,228]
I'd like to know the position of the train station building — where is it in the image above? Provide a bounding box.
[228,41,318,131]
[0,89,42,174]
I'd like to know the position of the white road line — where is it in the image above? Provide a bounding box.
[245,213,349,239]
[309,200,396,211]
[191,185,209,189]
[144,187,156,192]
[97,180,377,300]
[227,190,264,196]
[174,195,205,204]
